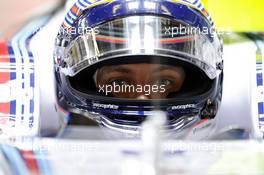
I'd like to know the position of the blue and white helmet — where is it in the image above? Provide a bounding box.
[54,0,223,137]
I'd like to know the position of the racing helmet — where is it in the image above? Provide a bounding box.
[54,0,223,136]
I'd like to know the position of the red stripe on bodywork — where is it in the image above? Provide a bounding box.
[0,103,10,116]
[191,119,209,129]
[0,41,10,118]
[57,103,69,115]
[0,41,10,84]
[184,119,209,139]
[20,150,40,175]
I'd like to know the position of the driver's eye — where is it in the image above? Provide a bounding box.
[153,79,173,86]
[109,79,129,86]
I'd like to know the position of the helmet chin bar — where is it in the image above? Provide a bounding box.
[98,112,199,135]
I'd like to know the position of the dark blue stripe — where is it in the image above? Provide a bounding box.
[10,72,16,80]
[22,73,25,88]
[67,13,74,21]
[257,73,263,86]
[182,0,190,3]
[21,105,25,115]
[193,0,199,5]
[259,118,264,122]
[8,46,16,63]
[30,100,34,113]
[18,49,23,56]
[29,58,34,63]
[9,57,16,63]
[65,16,72,25]
[30,73,34,87]
[9,117,16,122]
[28,51,33,57]
[78,0,86,8]
[259,102,264,115]
[29,116,34,128]
[8,46,17,83]
[83,0,92,4]
[8,45,14,54]
[10,100,16,115]
[138,110,144,115]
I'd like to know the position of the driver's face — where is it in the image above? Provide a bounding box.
[96,64,185,99]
